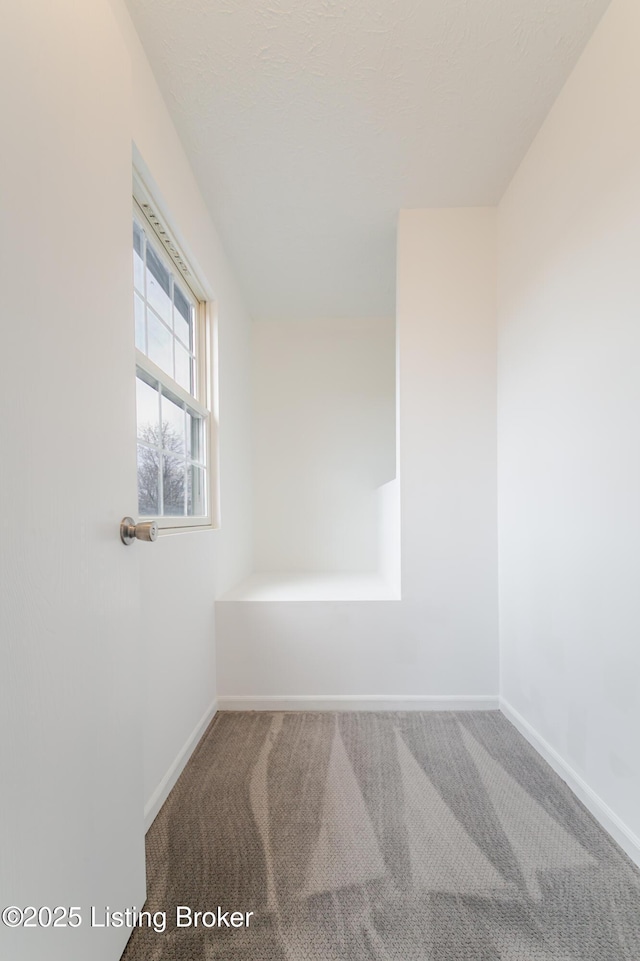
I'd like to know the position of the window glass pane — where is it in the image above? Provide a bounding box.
[133,222,145,293]
[134,293,145,352]
[147,310,173,376]
[188,465,206,516]
[188,411,204,462]
[136,376,159,442]
[174,341,192,393]
[161,392,186,455]
[133,220,144,256]
[138,444,159,516]
[162,453,185,516]
[174,284,192,347]
[146,244,171,323]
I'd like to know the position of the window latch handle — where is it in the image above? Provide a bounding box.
[120,517,158,545]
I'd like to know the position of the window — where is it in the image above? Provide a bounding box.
[133,197,213,529]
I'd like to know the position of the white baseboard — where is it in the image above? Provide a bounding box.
[500,698,640,870]
[217,694,499,712]
[144,698,217,832]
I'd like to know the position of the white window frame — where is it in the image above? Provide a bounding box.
[133,173,218,532]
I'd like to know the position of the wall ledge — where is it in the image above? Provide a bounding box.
[217,571,400,602]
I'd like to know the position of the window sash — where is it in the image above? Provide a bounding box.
[136,350,208,421]
[135,353,211,528]
[136,368,208,522]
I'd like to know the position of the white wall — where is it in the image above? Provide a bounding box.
[398,209,498,616]
[0,4,144,959]
[252,317,396,574]
[498,0,640,853]
[107,0,254,820]
[0,5,253,957]
[217,209,499,702]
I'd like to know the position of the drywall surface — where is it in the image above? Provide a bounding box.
[0,3,144,959]
[0,13,253,954]
[216,598,495,700]
[108,0,254,814]
[217,209,499,699]
[498,0,640,846]
[398,210,498,613]
[252,317,396,574]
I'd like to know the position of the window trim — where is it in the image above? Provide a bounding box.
[132,182,218,533]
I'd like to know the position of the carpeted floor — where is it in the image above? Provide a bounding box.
[121,711,640,960]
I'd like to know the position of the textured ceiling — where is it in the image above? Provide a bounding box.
[125,0,610,320]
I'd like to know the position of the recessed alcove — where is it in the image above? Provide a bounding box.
[220,316,400,602]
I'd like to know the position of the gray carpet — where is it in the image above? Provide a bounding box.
[121,711,640,960]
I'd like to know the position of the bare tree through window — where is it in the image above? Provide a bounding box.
[137,422,186,516]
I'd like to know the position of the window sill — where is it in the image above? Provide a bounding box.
[156,520,217,536]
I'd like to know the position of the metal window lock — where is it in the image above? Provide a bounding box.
[120,517,158,545]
